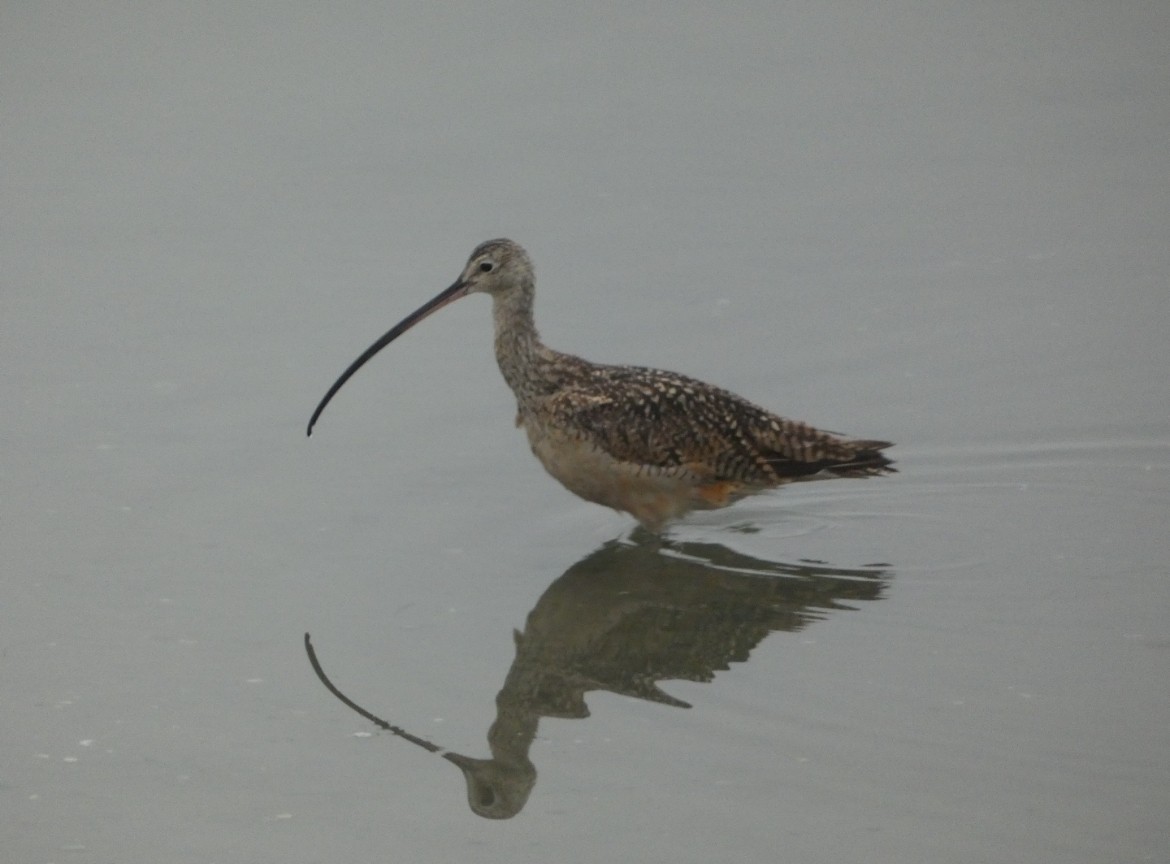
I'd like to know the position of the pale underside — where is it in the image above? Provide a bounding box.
[522,417,752,532]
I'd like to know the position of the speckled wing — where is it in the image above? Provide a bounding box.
[542,364,892,484]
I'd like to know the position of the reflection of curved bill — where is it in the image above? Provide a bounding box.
[306,538,892,819]
[304,634,536,819]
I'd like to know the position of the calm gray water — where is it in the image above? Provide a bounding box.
[4,3,1168,862]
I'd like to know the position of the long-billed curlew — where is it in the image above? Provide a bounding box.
[307,239,894,531]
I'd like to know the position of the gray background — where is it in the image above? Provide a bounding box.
[4,2,1168,862]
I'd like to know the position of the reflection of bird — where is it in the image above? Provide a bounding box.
[501,538,888,712]
[449,539,888,818]
[308,239,894,530]
[306,539,890,819]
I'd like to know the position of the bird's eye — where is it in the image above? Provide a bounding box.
[479,260,495,273]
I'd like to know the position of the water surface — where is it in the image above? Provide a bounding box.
[4,3,1167,862]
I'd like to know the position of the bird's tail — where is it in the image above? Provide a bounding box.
[826,440,896,477]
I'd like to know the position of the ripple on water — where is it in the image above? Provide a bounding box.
[669,432,1170,576]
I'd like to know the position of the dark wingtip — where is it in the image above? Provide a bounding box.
[837,441,897,477]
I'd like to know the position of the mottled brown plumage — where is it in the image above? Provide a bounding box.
[308,238,894,530]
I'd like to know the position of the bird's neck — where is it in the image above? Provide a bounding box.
[492,283,549,402]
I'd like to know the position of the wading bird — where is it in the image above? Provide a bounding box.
[308,239,894,531]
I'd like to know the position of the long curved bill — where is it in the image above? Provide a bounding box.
[306,278,470,436]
